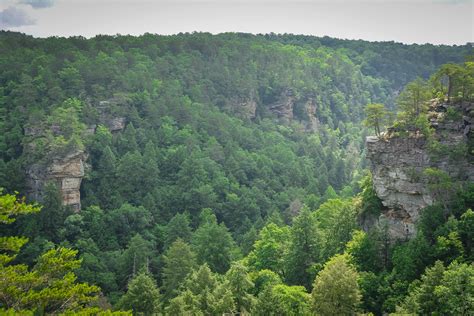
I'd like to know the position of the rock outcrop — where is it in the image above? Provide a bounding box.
[25,98,127,211]
[365,101,474,239]
[26,150,87,212]
[302,98,320,132]
[269,90,295,124]
[97,98,127,133]
[228,98,257,120]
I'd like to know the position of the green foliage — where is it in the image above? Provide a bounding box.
[167,264,235,315]
[396,77,431,123]
[311,254,361,315]
[398,260,474,315]
[459,209,474,260]
[254,284,311,316]
[116,272,161,316]
[119,234,154,285]
[314,198,358,261]
[285,207,320,289]
[0,191,114,314]
[363,103,390,136]
[0,190,41,265]
[191,209,237,273]
[358,172,383,217]
[163,212,192,249]
[0,32,473,315]
[161,238,197,301]
[247,223,290,277]
[391,234,433,281]
[0,189,41,225]
[0,262,98,314]
[432,62,474,101]
[346,230,384,273]
[225,262,256,314]
[29,98,87,161]
[423,167,456,210]
[445,106,463,121]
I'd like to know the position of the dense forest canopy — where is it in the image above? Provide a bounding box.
[0,31,473,315]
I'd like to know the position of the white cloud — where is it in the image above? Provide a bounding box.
[19,0,55,9]
[0,6,35,28]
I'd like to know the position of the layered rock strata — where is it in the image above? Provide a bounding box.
[365,101,473,239]
[26,151,87,212]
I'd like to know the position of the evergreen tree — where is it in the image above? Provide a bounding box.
[163,212,192,249]
[345,230,383,273]
[0,191,110,314]
[363,103,389,136]
[396,77,430,123]
[311,254,361,315]
[226,262,256,314]
[192,209,237,273]
[161,238,197,301]
[167,264,235,315]
[398,260,474,315]
[120,234,153,286]
[96,145,121,209]
[285,207,320,290]
[117,272,161,316]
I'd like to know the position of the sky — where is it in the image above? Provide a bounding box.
[0,0,473,45]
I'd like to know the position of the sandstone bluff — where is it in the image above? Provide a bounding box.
[25,99,126,211]
[365,100,473,239]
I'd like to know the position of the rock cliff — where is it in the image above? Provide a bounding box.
[228,97,257,120]
[26,150,87,212]
[301,98,320,132]
[269,90,295,124]
[25,98,127,211]
[365,101,474,239]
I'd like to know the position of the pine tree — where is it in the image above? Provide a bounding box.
[311,254,361,315]
[0,191,108,314]
[396,77,430,123]
[192,209,236,273]
[363,103,389,136]
[226,262,256,314]
[164,212,192,249]
[167,264,235,315]
[117,272,161,315]
[162,238,197,301]
[285,207,320,290]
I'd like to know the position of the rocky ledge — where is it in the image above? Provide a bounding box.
[365,101,473,239]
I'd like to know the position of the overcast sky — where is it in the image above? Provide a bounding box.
[0,0,473,45]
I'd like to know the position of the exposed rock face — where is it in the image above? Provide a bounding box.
[97,98,127,133]
[26,150,88,212]
[269,90,295,124]
[302,98,320,132]
[105,117,126,132]
[25,98,127,211]
[366,101,473,239]
[229,98,257,120]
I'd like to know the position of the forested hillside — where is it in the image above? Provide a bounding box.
[0,31,473,315]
